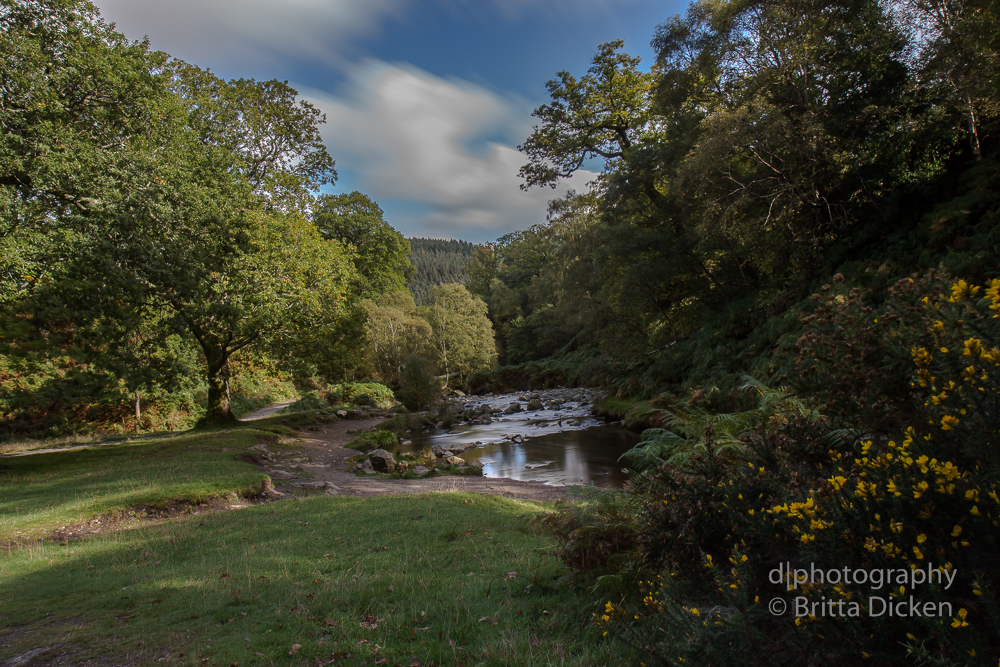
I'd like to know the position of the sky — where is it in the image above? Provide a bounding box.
[92,0,688,242]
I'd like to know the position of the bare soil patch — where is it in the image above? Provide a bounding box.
[261,416,571,502]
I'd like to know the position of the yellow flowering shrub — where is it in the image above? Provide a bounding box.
[584,274,1000,666]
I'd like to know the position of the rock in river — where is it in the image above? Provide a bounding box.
[368,448,396,472]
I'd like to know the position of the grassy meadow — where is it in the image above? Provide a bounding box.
[0,419,629,666]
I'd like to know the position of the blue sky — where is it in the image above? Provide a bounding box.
[93,0,688,242]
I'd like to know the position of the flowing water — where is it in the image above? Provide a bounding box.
[404,389,642,487]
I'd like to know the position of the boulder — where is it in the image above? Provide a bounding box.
[443,455,465,466]
[470,461,485,470]
[396,460,410,472]
[412,465,430,476]
[526,399,544,411]
[359,459,375,474]
[401,451,416,459]
[503,403,522,415]
[401,440,413,446]
[368,449,396,472]
[453,389,466,397]
[336,410,348,418]
[431,444,446,457]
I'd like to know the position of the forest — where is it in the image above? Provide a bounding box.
[459,0,1000,663]
[406,237,474,305]
[3,0,1000,664]
[0,1,496,437]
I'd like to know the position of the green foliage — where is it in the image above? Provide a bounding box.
[423,283,497,382]
[398,353,439,410]
[346,429,397,453]
[406,238,475,305]
[550,275,1000,665]
[313,191,413,298]
[625,379,814,469]
[325,381,396,409]
[361,291,433,387]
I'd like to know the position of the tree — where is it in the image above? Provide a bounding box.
[313,191,413,298]
[422,284,497,382]
[518,40,654,189]
[362,291,433,386]
[167,62,336,212]
[0,0,168,302]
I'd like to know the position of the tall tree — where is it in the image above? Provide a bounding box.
[313,191,413,298]
[518,40,655,189]
[422,284,497,382]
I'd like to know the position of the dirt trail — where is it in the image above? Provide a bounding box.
[266,417,571,502]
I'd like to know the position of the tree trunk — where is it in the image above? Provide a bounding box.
[203,349,237,423]
[134,390,141,421]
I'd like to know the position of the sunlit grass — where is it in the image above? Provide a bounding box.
[0,428,277,544]
[0,492,630,666]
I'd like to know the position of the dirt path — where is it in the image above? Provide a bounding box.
[240,400,297,421]
[266,418,571,502]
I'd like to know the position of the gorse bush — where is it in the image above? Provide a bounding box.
[552,275,1000,666]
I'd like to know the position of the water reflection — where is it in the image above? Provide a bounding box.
[408,424,641,488]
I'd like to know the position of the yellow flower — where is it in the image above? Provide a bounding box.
[950,280,980,301]
[951,608,968,628]
[941,415,959,430]
[917,533,927,543]
[951,525,963,537]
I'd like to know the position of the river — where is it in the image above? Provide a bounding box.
[403,389,642,487]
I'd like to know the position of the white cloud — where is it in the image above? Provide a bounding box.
[303,61,597,238]
[92,0,403,68]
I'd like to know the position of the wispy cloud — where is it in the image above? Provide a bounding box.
[94,0,404,68]
[302,61,597,238]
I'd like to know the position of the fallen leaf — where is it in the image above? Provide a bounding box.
[219,573,230,579]
[477,617,488,622]
[324,618,339,627]
[289,643,302,655]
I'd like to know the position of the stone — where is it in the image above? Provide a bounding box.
[359,459,375,474]
[412,465,430,476]
[443,455,465,466]
[470,461,485,470]
[368,448,396,472]
[250,444,275,462]
[396,460,410,472]
[526,399,544,411]
[293,481,338,491]
[336,410,348,418]
[453,389,466,397]
[503,403,522,414]
[401,451,416,459]
[401,440,412,446]
[431,444,445,457]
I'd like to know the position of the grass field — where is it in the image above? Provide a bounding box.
[0,418,630,666]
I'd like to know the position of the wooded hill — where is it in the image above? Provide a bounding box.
[406,238,475,305]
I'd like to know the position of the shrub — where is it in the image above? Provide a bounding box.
[551,274,1000,666]
[347,430,397,452]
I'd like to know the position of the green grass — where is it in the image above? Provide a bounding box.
[0,419,631,665]
[0,495,627,666]
[0,427,281,545]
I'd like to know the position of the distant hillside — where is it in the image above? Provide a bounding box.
[407,238,475,305]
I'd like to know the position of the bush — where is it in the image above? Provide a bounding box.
[325,382,396,409]
[347,430,397,452]
[549,274,1000,666]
